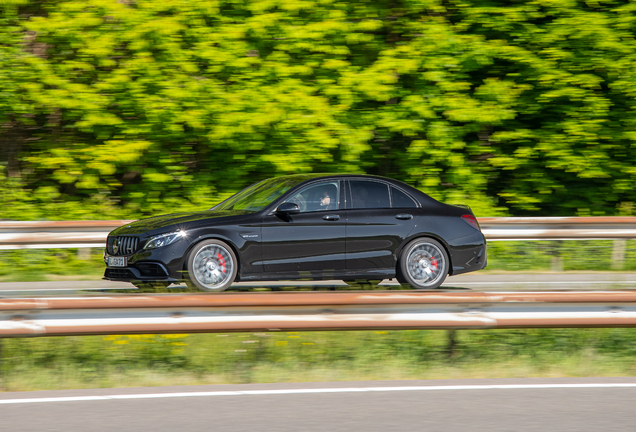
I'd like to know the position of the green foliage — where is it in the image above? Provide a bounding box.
[3,0,636,218]
[3,328,636,390]
[0,248,104,281]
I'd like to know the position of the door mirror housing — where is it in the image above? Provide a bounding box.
[276,202,300,215]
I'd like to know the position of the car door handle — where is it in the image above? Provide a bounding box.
[395,214,413,220]
[323,215,340,221]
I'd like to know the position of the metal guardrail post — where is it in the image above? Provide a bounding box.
[446,330,457,360]
[612,240,627,270]
[550,241,563,272]
[0,339,3,391]
[76,248,92,260]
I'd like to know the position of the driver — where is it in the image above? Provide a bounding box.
[320,191,332,210]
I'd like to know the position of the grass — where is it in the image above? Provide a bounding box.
[0,249,104,282]
[486,240,636,272]
[2,329,636,392]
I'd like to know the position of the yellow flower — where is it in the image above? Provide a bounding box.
[161,334,189,339]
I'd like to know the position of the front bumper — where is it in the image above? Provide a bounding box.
[103,238,190,282]
[104,263,180,282]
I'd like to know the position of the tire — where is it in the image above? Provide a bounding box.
[399,237,449,289]
[186,239,238,292]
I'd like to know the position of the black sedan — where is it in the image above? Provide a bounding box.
[103,174,487,291]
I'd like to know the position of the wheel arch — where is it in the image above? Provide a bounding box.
[396,233,454,276]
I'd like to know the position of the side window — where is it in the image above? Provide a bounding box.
[350,181,390,209]
[287,181,340,213]
[391,187,418,208]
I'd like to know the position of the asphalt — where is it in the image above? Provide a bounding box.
[2,378,636,432]
[2,272,636,293]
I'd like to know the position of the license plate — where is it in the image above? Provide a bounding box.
[108,256,127,267]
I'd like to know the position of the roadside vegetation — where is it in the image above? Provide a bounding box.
[3,0,636,392]
[4,1,636,221]
[2,328,636,392]
[0,249,104,282]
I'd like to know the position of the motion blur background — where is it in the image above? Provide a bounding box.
[3,0,636,220]
[3,0,636,392]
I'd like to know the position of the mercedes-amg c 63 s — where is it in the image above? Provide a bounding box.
[103,174,487,291]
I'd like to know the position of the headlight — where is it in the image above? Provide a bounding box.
[143,231,185,250]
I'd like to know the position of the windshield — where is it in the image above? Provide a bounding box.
[211,177,305,212]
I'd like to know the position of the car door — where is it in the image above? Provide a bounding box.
[345,180,421,271]
[261,180,346,274]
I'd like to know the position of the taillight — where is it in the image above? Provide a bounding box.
[461,214,480,230]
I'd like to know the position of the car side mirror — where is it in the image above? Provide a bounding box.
[276,202,300,215]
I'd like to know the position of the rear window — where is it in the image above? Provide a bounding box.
[391,187,418,208]
[350,181,391,209]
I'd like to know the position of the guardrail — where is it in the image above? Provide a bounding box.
[0,220,131,250]
[1,291,636,337]
[479,217,636,240]
[2,217,636,249]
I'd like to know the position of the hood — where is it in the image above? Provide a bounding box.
[110,210,253,236]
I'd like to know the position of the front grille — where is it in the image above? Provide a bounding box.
[107,236,139,255]
[105,268,136,279]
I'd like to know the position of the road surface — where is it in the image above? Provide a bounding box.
[1,378,635,432]
[1,273,636,294]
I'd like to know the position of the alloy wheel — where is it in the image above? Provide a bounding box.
[191,242,235,291]
[404,240,447,288]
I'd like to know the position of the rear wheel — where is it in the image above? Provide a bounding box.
[399,237,449,289]
[186,239,237,292]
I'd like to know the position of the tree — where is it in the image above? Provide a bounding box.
[2,0,636,219]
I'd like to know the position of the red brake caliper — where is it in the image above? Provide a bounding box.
[217,254,226,273]
[430,257,438,270]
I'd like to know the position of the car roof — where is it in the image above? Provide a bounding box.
[274,173,405,182]
[272,173,439,205]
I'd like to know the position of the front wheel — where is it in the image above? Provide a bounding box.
[398,237,449,289]
[186,239,238,292]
